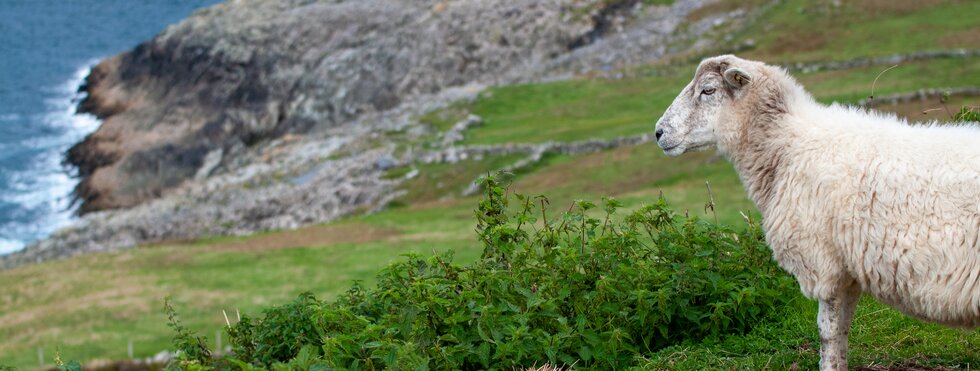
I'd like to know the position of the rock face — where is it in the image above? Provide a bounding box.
[4,0,762,268]
[68,0,596,212]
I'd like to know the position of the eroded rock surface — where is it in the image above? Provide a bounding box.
[68,0,598,212]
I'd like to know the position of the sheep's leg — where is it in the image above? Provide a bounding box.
[836,281,861,353]
[818,281,861,371]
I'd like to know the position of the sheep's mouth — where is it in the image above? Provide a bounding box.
[687,143,714,152]
[659,144,684,156]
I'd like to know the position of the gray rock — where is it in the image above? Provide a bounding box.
[194,148,224,180]
[375,156,396,171]
[69,0,598,212]
[440,114,483,146]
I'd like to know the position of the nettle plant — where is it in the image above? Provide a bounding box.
[954,106,980,123]
[168,175,796,370]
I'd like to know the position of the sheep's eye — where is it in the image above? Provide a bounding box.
[701,87,716,96]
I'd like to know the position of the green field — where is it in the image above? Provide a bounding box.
[2,0,980,368]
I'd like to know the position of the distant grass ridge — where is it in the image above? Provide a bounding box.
[165,175,795,369]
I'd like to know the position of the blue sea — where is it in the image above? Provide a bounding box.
[0,0,222,254]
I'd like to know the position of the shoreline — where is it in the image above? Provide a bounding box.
[0,61,103,255]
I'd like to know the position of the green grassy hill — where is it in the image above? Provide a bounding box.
[2,0,980,368]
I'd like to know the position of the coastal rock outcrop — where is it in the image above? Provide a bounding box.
[69,0,598,212]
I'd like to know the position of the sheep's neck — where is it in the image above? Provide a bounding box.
[723,87,793,215]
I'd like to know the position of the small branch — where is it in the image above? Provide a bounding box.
[601,213,610,237]
[704,181,718,224]
[539,197,551,233]
[516,196,531,232]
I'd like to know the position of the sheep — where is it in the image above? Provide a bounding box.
[654,54,980,370]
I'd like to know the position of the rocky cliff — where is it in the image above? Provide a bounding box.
[3,0,762,268]
[69,0,597,212]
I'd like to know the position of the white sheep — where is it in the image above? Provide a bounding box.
[654,54,980,370]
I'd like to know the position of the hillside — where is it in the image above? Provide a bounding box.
[2,0,980,368]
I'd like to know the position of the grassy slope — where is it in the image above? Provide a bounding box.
[735,0,980,63]
[2,0,980,368]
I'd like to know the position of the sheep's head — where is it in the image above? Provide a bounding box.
[655,55,758,156]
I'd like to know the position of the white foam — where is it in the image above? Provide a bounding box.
[1,150,76,210]
[0,60,104,254]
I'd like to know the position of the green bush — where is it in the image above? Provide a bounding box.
[955,106,980,123]
[169,175,795,370]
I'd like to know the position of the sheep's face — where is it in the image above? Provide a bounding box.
[655,55,752,156]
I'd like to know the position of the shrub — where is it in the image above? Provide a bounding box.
[169,174,795,370]
[955,105,980,123]
[165,298,212,369]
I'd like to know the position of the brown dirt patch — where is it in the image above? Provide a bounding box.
[855,0,962,16]
[684,0,767,24]
[201,223,401,252]
[938,27,980,49]
[872,95,979,123]
[769,32,830,55]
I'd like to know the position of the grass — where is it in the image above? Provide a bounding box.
[639,295,980,369]
[735,0,980,63]
[800,56,980,104]
[2,1,980,368]
[446,56,979,146]
[386,153,527,206]
[461,76,686,144]
[417,101,471,133]
[0,230,482,368]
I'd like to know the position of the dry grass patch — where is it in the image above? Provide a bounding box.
[770,31,830,55]
[196,223,400,252]
[510,145,715,198]
[854,0,964,16]
[939,27,980,49]
[0,275,163,351]
[684,0,768,24]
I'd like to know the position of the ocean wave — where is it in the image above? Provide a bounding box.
[0,113,21,122]
[1,150,76,210]
[0,60,103,255]
[43,63,103,134]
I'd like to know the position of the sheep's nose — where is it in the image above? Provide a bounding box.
[655,128,664,140]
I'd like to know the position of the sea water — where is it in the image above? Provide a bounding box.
[0,0,222,254]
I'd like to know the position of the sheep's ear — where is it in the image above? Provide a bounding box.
[723,67,751,89]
